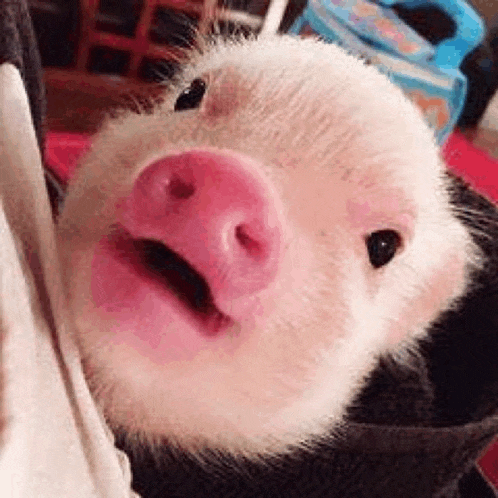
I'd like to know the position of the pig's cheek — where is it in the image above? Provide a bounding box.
[382,251,468,346]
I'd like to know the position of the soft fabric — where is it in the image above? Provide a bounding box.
[0,2,137,496]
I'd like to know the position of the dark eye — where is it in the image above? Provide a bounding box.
[366,230,402,269]
[174,78,207,112]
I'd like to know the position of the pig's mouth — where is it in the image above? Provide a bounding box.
[134,238,217,317]
[107,226,232,336]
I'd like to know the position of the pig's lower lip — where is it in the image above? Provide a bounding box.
[90,225,234,355]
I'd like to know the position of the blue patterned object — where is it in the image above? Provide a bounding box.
[289,0,485,144]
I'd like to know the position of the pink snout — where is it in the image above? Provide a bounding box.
[118,150,285,321]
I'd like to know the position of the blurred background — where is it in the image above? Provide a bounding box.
[30,0,283,134]
[28,0,498,137]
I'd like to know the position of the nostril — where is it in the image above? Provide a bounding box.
[168,175,196,200]
[235,224,264,260]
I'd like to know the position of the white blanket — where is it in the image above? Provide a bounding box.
[0,62,138,498]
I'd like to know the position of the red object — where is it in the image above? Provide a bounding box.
[443,131,498,203]
[44,130,498,489]
[44,132,92,183]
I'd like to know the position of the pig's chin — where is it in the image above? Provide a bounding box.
[89,225,240,362]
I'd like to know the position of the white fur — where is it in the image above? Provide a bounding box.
[56,36,478,457]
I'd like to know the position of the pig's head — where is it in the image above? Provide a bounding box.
[56,36,477,457]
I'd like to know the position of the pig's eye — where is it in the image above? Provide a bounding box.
[366,230,402,268]
[174,78,207,111]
